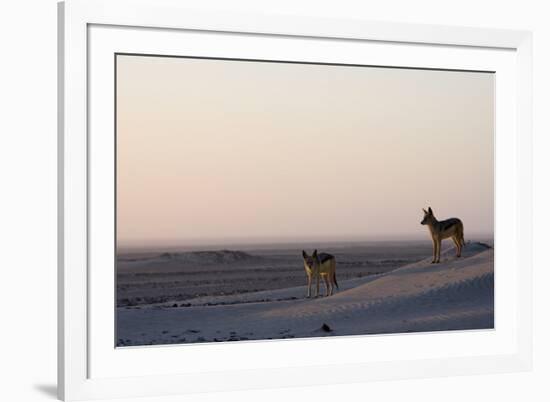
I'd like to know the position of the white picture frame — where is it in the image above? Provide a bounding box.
[58,0,533,400]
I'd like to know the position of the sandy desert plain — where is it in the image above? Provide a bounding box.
[115,238,494,347]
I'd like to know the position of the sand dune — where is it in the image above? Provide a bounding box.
[116,242,493,346]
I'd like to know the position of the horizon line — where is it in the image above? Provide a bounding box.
[117,233,495,252]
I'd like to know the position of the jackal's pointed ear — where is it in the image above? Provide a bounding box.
[428,207,433,215]
[422,208,428,214]
[313,249,318,257]
[302,250,307,259]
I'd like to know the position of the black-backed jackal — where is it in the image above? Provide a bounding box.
[421,207,465,264]
[302,250,338,297]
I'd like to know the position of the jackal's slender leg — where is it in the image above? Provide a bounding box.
[436,239,442,263]
[323,276,330,297]
[307,275,312,298]
[452,237,461,257]
[316,273,320,297]
[431,238,437,263]
[452,237,458,255]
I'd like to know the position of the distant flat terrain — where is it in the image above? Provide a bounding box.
[116,240,494,346]
[116,241,434,307]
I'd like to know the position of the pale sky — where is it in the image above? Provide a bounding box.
[116,55,494,248]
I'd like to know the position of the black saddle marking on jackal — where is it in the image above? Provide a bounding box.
[318,253,335,264]
[441,218,461,231]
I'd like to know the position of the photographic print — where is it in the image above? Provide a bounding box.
[115,55,494,347]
